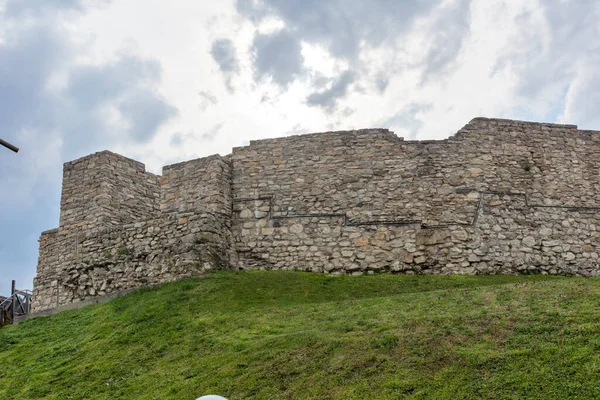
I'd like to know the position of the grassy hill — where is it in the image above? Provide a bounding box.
[1,271,600,399]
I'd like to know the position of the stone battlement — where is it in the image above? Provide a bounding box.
[32,117,600,312]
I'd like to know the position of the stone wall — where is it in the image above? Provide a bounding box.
[32,154,233,312]
[230,118,600,276]
[161,154,233,215]
[59,151,160,232]
[232,191,600,276]
[33,117,600,312]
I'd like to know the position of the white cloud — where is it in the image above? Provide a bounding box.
[2,0,600,292]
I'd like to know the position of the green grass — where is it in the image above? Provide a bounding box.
[2,271,600,399]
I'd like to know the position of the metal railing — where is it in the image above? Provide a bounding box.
[0,289,32,326]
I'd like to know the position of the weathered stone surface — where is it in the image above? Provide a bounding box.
[540,228,553,236]
[416,230,449,246]
[583,244,594,253]
[451,229,469,241]
[522,236,537,248]
[353,237,369,247]
[33,117,600,312]
[33,153,234,312]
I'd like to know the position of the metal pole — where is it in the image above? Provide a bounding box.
[11,280,15,321]
[0,139,19,153]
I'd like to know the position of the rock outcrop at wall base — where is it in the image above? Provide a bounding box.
[33,117,600,312]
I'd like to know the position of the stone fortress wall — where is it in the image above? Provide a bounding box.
[33,153,234,311]
[32,117,600,311]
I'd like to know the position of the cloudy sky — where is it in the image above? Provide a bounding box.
[1,0,599,294]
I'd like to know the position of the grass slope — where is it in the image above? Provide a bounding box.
[1,271,600,399]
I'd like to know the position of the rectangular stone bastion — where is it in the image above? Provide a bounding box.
[32,117,600,312]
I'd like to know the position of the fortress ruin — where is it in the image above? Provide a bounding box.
[32,117,600,312]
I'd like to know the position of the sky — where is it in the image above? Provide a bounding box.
[1,0,600,294]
